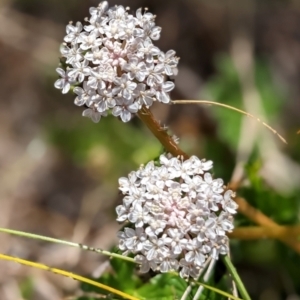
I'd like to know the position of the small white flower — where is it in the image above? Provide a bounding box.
[89,1,109,19]
[181,175,203,198]
[123,57,147,81]
[143,22,162,41]
[166,228,188,255]
[145,63,164,87]
[79,32,102,50]
[144,236,169,261]
[103,19,124,40]
[119,18,141,40]
[116,204,129,222]
[85,47,110,64]
[113,74,137,100]
[134,254,158,273]
[222,190,238,214]
[186,200,210,223]
[73,82,95,106]
[119,171,138,194]
[87,64,115,89]
[95,87,116,112]
[135,8,155,28]
[64,21,83,44]
[60,43,83,64]
[185,238,207,267]
[146,214,167,236]
[133,83,154,108]
[54,68,74,94]
[179,258,201,279]
[107,4,127,21]
[155,81,175,104]
[128,203,150,228]
[137,38,160,63]
[68,60,91,83]
[112,97,139,122]
[120,227,147,252]
[159,257,179,273]
[157,49,179,76]
[82,107,107,123]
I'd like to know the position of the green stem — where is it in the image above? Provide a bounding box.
[0,227,135,264]
[222,255,251,300]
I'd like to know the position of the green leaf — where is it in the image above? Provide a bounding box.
[136,273,188,300]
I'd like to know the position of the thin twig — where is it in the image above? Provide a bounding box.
[234,197,300,254]
[172,100,286,144]
[229,225,300,240]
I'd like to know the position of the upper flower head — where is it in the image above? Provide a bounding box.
[55,1,179,123]
[116,154,238,279]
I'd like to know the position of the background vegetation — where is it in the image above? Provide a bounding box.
[0,0,300,299]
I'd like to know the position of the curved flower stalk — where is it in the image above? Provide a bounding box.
[116,154,238,279]
[54,1,179,123]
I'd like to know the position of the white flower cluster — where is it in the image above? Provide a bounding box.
[54,1,179,123]
[116,154,238,279]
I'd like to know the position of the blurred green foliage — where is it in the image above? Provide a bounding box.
[46,116,162,183]
[20,277,34,300]
[204,54,284,151]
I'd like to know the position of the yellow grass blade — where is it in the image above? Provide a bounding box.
[172,100,287,144]
[192,281,243,300]
[0,253,141,300]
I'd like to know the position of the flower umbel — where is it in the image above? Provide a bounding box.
[116,154,238,279]
[55,1,179,123]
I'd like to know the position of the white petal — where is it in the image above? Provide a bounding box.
[121,110,132,122]
[163,81,175,92]
[143,95,153,107]
[157,91,170,103]
[56,68,65,77]
[112,106,122,117]
[54,79,64,89]
[73,87,84,96]
[127,101,139,113]
[91,111,101,123]
[123,89,131,100]
[78,73,85,82]
[74,96,85,106]
[62,83,71,94]
[150,27,161,40]
[82,109,92,118]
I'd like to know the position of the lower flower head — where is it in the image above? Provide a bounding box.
[116,154,238,279]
